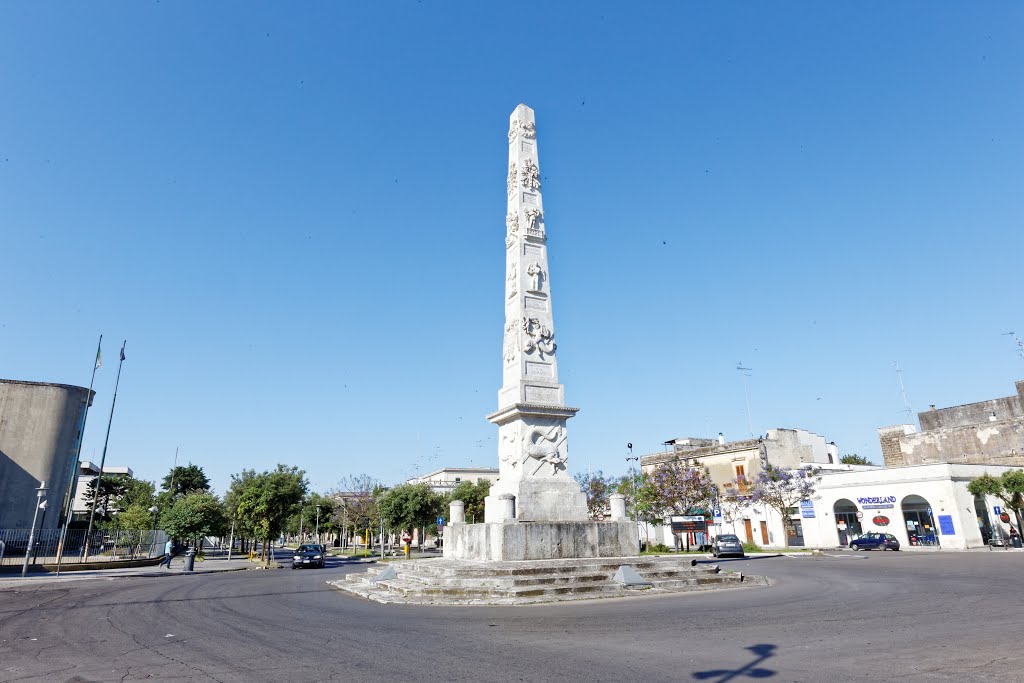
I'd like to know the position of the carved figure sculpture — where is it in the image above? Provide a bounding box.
[524,208,542,231]
[500,426,520,465]
[520,159,541,190]
[522,424,567,474]
[527,262,544,293]
[503,319,518,364]
[505,211,519,249]
[522,317,556,357]
[507,162,517,197]
[508,119,519,144]
[507,262,517,299]
[520,120,536,139]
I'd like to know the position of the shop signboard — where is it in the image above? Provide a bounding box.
[938,515,955,536]
[799,500,815,519]
[873,515,890,526]
[670,515,707,533]
[856,495,897,510]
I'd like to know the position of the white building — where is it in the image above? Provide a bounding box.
[70,461,133,522]
[406,467,499,495]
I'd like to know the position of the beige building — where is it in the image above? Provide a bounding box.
[406,467,499,495]
[641,428,840,490]
[878,379,1024,468]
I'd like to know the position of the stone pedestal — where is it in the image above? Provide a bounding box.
[610,494,627,520]
[444,520,638,561]
[449,500,465,525]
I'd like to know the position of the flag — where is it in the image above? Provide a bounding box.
[95,340,102,369]
[119,341,126,362]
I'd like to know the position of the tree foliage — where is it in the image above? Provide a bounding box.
[446,478,491,523]
[574,471,612,517]
[332,474,382,538]
[160,492,227,543]
[84,474,154,521]
[839,453,873,466]
[749,464,820,547]
[231,465,308,560]
[162,464,211,497]
[968,470,1024,534]
[378,483,443,542]
[649,462,719,516]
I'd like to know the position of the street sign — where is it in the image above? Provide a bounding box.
[596,513,605,521]
[401,532,412,544]
[437,517,445,525]
[713,508,723,522]
[994,506,1002,515]
[670,515,706,533]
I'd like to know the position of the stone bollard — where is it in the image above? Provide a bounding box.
[450,500,465,525]
[610,493,627,521]
[499,494,516,522]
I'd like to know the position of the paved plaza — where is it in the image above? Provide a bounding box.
[2,549,1022,682]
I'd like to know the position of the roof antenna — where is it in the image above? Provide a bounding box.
[893,362,915,424]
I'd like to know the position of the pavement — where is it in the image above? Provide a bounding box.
[3,549,1024,681]
[0,555,260,589]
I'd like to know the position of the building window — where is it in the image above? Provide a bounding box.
[455,477,461,482]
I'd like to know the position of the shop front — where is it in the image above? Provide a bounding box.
[802,464,1020,550]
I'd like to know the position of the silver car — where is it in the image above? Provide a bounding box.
[712,534,745,558]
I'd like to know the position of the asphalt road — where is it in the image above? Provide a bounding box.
[2,549,1023,682]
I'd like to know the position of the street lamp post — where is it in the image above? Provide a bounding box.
[626,443,640,549]
[22,481,48,578]
[314,506,321,545]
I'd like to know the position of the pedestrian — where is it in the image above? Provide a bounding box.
[161,539,174,569]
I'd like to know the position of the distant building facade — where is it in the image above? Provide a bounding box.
[0,379,94,529]
[69,461,134,523]
[878,380,1024,468]
[406,467,500,494]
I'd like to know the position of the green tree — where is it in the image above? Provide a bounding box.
[749,464,821,548]
[162,464,211,497]
[839,454,873,466]
[378,483,443,548]
[445,478,492,523]
[120,478,156,509]
[968,471,1024,535]
[332,474,382,547]
[160,492,227,548]
[292,491,338,542]
[574,471,612,517]
[115,503,157,558]
[234,465,308,562]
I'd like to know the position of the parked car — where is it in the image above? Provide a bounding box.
[712,534,745,558]
[849,532,900,551]
[291,544,326,569]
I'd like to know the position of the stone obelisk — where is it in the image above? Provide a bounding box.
[483,104,588,523]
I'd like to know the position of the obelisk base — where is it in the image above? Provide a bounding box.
[483,478,588,523]
[443,520,638,561]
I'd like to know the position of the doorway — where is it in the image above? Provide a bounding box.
[833,499,862,546]
[759,521,769,546]
[743,518,753,544]
[901,495,938,546]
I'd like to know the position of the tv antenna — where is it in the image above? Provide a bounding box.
[1002,331,1024,359]
[892,361,915,423]
[736,362,754,437]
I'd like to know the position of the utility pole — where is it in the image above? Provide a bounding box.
[22,481,48,577]
[55,334,102,576]
[626,443,640,549]
[83,341,127,562]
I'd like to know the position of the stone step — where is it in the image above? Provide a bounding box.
[400,558,715,579]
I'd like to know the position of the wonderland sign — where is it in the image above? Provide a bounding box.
[857,495,897,510]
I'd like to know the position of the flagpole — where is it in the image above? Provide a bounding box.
[83,340,126,562]
[55,335,102,576]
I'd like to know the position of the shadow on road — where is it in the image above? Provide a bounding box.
[693,643,777,682]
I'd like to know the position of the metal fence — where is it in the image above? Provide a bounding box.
[0,528,168,567]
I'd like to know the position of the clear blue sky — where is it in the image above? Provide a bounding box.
[2,3,1022,495]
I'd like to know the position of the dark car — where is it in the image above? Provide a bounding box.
[712,534,745,558]
[291,544,326,569]
[849,532,900,551]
